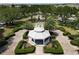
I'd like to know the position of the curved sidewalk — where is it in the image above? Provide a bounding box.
[1,30,27,55]
[54,30,79,55]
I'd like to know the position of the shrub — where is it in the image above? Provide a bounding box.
[58,27,65,32]
[44,40,64,54]
[15,40,35,54]
[70,38,79,46]
[44,18,56,30]
[68,35,74,40]
[0,29,4,32]
[63,31,71,36]
[49,31,58,39]
[21,21,34,30]
[68,34,79,40]
[0,29,4,38]
[51,35,56,39]
[4,32,15,40]
[13,27,22,32]
[23,31,29,39]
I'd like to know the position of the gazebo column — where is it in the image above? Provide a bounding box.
[34,39,35,43]
[43,39,45,45]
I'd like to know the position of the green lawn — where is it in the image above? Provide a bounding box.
[62,26,79,35]
[3,28,14,37]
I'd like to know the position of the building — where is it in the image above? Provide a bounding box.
[28,27,51,45]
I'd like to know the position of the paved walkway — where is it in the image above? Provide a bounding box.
[1,30,27,55]
[27,45,51,55]
[35,45,44,55]
[54,30,79,55]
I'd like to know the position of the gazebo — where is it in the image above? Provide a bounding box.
[28,27,51,45]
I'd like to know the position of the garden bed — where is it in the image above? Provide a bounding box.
[23,31,29,39]
[70,38,79,47]
[44,40,64,54]
[15,40,35,54]
[49,31,58,39]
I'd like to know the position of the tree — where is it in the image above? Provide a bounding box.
[28,5,39,19]
[39,5,52,20]
[44,17,55,30]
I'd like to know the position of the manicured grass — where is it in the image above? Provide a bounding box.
[3,28,14,37]
[51,16,79,35]
[62,26,79,35]
[44,40,64,54]
[15,40,35,54]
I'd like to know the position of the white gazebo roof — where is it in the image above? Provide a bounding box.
[28,27,50,39]
[34,27,44,32]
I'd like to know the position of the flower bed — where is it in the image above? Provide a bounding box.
[15,40,35,54]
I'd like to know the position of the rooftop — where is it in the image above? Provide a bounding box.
[28,27,50,39]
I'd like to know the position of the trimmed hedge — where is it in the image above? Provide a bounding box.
[44,40,64,54]
[70,38,79,46]
[63,31,71,36]
[23,31,29,39]
[13,27,22,32]
[68,34,79,40]
[4,32,15,40]
[57,27,65,32]
[15,40,35,54]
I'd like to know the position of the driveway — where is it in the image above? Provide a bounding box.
[54,30,79,55]
[1,30,27,55]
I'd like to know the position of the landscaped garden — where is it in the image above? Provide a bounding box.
[44,39,64,54]
[15,40,35,54]
[23,31,29,39]
[0,4,79,55]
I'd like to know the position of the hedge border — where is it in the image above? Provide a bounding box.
[15,40,35,54]
[44,40,64,54]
